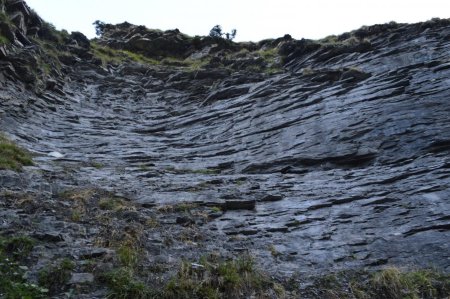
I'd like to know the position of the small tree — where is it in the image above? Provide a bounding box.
[93,20,106,37]
[209,25,223,38]
[229,29,237,40]
[209,25,237,41]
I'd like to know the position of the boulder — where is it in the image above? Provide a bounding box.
[70,31,90,49]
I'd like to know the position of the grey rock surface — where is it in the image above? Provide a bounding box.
[1,12,450,286]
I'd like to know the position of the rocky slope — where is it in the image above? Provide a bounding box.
[1,0,450,298]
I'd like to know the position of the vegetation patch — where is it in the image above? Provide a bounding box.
[156,202,198,213]
[91,42,160,66]
[164,253,285,299]
[117,244,139,268]
[98,197,128,211]
[210,206,222,213]
[102,267,155,299]
[161,56,210,71]
[0,235,47,298]
[90,161,105,169]
[369,267,450,299]
[305,267,450,299]
[0,235,35,261]
[0,34,9,45]
[38,258,75,295]
[60,188,98,222]
[0,134,33,171]
[0,254,48,298]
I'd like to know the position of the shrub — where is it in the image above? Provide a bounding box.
[209,25,237,41]
[93,20,106,37]
[209,25,223,38]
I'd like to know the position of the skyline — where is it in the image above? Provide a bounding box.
[26,0,450,41]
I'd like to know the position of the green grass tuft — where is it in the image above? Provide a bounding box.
[370,267,450,299]
[307,267,450,299]
[0,34,10,45]
[38,258,75,295]
[117,245,139,268]
[0,236,35,261]
[98,197,127,211]
[103,267,155,299]
[0,135,33,171]
[164,254,282,299]
[0,235,47,298]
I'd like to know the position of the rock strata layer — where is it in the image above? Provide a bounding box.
[1,1,450,296]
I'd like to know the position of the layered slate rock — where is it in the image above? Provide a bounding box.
[1,11,450,281]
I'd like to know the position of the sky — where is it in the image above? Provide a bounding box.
[26,0,450,42]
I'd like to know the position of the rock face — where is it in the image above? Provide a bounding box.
[0,0,91,92]
[1,2,450,296]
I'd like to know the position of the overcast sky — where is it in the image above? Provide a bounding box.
[26,0,450,41]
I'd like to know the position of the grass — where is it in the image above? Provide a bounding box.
[0,254,48,298]
[145,217,160,228]
[98,197,127,211]
[319,34,363,47]
[103,267,155,299]
[91,42,213,70]
[257,48,278,61]
[307,267,450,299]
[0,34,9,45]
[369,267,450,299]
[0,236,48,298]
[161,56,210,71]
[27,38,64,79]
[91,42,160,66]
[38,258,75,295]
[138,164,150,171]
[60,188,96,222]
[164,254,284,299]
[117,244,139,268]
[0,236,35,261]
[220,46,283,74]
[0,10,12,25]
[210,206,222,213]
[89,32,282,74]
[71,210,82,222]
[0,134,33,171]
[90,161,105,169]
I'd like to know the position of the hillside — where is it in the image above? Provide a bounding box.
[1,0,450,298]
